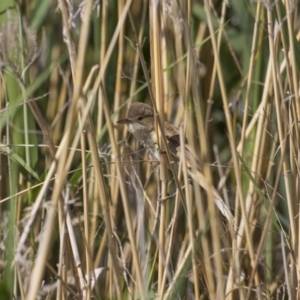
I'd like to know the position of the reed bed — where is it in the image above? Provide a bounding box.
[0,0,299,299]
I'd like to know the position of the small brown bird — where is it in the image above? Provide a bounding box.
[117,102,187,164]
[117,102,234,222]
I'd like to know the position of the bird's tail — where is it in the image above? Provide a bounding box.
[188,169,234,222]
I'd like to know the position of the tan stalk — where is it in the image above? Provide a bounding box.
[281,0,300,284]
[76,67,103,298]
[81,123,91,298]
[182,8,217,298]
[243,112,272,298]
[274,5,300,239]
[16,135,66,252]
[90,0,107,261]
[63,5,136,296]
[149,1,168,295]
[71,4,147,297]
[56,189,66,300]
[181,126,199,298]
[174,1,229,294]
[46,47,60,125]
[236,2,262,157]
[83,99,123,299]
[101,85,148,298]
[160,169,183,293]
[189,38,217,300]
[25,0,94,298]
[97,0,108,135]
[204,0,262,298]
[226,42,272,295]
[65,200,86,297]
[158,3,172,297]
[51,70,69,146]
[266,3,296,297]
[188,16,223,300]
[284,0,300,118]
[245,131,282,298]
[205,0,227,135]
[163,235,193,300]
[24,137,68,300]
[110,0,125,230]
[128,0,149,285]
[57,0,77,78]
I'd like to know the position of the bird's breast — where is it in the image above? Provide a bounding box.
[141,138,160,161]
[127,124,160,160]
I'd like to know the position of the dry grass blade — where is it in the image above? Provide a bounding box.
[1,0,300,299]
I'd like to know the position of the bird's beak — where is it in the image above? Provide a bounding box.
[116,118,131,124]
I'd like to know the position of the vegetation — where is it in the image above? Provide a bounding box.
[0,0,300,299]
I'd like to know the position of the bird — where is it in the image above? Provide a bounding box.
[117,102,234,222]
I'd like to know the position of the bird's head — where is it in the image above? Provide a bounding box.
[117,103,155,139]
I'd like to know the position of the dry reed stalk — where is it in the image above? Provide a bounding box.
[266,2,296,298]
[2,0,300,298]
[225,2,264,296]
[205,1,265,299]
[149,1,168,295]
[109,0,125,234]
[206,0,227,135]
[25,0,95,297]
[95,3,147,299]
[90,1,108,271]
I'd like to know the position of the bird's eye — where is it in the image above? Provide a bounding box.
[137,116,144,121]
